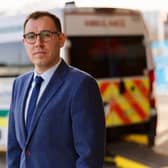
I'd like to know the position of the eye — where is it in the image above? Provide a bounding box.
[40,31,51,38]
[25,33,36,39]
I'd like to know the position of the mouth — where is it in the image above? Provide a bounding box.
[33,51,46,56]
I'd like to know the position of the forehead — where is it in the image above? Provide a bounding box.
[24,16,57,33]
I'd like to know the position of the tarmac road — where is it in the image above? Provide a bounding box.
[104,140,168,168]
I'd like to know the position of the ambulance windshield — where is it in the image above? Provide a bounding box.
[69,35,147,78]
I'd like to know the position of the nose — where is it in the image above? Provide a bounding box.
[34,35,43,47]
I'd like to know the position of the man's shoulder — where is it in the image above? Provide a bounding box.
[15,71,33,82]
[67,65,98,89]
[68,65,93,80]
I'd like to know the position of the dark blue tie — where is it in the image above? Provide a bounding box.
[26,76,43,133]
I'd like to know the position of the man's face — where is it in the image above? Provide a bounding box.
[23,16,65,73]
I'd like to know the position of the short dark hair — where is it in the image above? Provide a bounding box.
[23,11,62,32]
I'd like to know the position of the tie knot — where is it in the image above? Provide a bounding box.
[35,76,43,85]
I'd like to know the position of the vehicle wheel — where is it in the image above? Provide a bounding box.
[147,115,157,147]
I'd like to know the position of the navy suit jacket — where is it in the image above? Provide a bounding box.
[7,59,105,168]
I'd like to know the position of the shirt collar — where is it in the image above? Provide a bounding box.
[33,58,62,82]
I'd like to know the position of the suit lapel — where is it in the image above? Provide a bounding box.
[26,60,69,143]
[18,72,33,144]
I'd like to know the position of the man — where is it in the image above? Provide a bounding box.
[7,11,105,168]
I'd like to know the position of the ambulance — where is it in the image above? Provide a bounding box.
[63,7,157,146]
[0,7,157,147]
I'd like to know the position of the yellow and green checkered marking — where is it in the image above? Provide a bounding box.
[0,110,8,127]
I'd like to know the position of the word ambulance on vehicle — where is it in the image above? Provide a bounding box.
[63,7,157,146]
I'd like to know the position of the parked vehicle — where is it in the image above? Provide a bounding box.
[64,7,157,146]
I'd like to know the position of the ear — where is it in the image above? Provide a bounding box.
[58,33,66,48]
